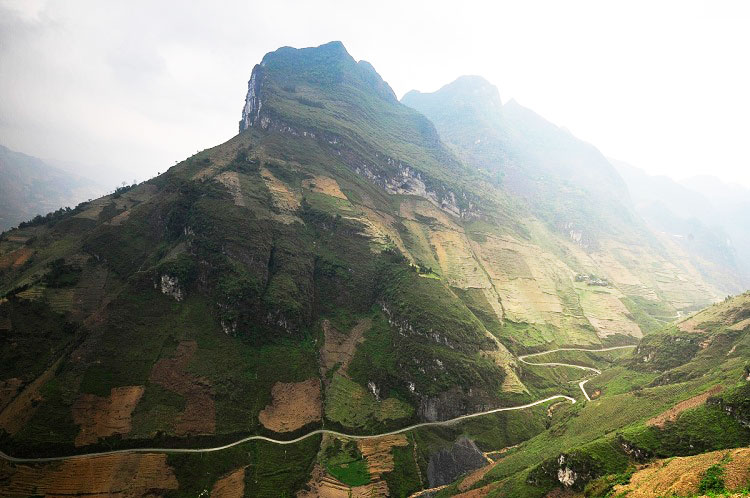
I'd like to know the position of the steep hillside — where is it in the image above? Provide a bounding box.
[0,42,525,469]
[0,145,104,231]
[403,77,740,322]
[0,42,745,496]
[440,292,750,497]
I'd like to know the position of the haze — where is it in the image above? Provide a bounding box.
[1,0,749,188]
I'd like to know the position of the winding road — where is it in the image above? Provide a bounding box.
[0,345,636,463]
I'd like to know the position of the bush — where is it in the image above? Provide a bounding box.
[698,463,726,494]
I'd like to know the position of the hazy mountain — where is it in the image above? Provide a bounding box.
[681,175,750,274]
[0,145,104,231]
[613,159,748,289]
[0,43,747,496]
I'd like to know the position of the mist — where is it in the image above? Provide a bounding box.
[1,0,749,188]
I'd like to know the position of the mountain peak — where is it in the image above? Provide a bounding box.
[240,41,396,132]
[403,75,502,111]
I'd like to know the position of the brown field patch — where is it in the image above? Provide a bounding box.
[729,317,750,331]
[297,466,390,498]
[0,247,33,269]
[303,175,348,200]
[211,466,247,498]
[351,480,390,497]
[647,385,723,428]
[724,448,750,490]
[320,319,370,378]
[457,460,497,492]
[297,464,351,498]
[458,444,520,492]
[258,378,322,433]
[0,357,62,434]
[261,167,300,211]
[0,452,178,497]
[149,340,215,435]
[108,209,131,225]
[452,482,500,498]
[612,449,750,497]
[72,385,145,446]
[215,171,246,207]
[357,434,409,475]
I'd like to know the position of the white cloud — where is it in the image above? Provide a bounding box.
[1,0,748,188]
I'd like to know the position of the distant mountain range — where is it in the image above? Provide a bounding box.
[613,159,750,287]
[0,145,105,231]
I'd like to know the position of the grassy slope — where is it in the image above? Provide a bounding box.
[443,293,750,497]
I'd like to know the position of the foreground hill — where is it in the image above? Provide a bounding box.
[0,42,746,496]
[0,145,103,231]
[437,292,750,496]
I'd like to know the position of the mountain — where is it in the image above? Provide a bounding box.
[612,160,748,292]
[447,292,750,496]
[0,43,747,496]
[0,145,104,231]
[403,76,741,317]
[681,174,750,278]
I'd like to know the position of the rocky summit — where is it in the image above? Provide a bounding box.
[0,41,748,497]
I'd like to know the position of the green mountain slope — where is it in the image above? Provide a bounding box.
[0,42,522,460]
[403,77,737,323]
[435,292,750,497]
[0,43,746,496]
[0,145,104,231]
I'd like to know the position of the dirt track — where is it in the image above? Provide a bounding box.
[647,384,723,428]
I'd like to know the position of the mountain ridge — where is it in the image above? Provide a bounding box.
[0,41,747,497]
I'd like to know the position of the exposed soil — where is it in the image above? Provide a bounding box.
[351,480,390,497]
[0,357,62,434]
[0,453,178,497]
[320,318,371,379]
[458,444,520,492]
[72,385,145,446]
[215,171,246,207]
[297,464,351,498]
[613,448,750,497]
[261,167,300,212]
[0,247,33,270]
[258,378,322,433]
[108,209,131,225]
[458,459,501,492]
[302,175,348,200]
[729,317,750,331]
[724,448,750,490]
[357,434,409,475]
[452,482,500,497]
[297,467,387,498]
[210,466,247,498]
[149,340,215,435]
[647,385,723,428]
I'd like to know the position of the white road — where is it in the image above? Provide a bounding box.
[0,345,636,463]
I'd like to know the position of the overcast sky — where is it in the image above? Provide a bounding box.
[1,0,749,189]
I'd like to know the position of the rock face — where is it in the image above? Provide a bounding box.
[707,383,750,429]
[527,452,602,491]
[239,64,264,132]
[158,274,183,301]
[426,436,486,487]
